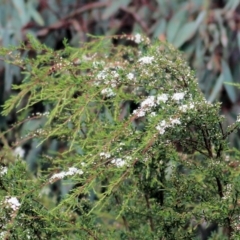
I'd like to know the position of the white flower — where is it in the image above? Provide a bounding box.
[172,92,185,101]
[179,103,195,112]
[170,118,181,125]
[156,125,165,135]
[156,117,181,135]
[157,94,168,103]
[189,103,195,109]
[97,70,107,80]
[100,152,111,159]
[159,120,167,127]
[111,71,119,78]
[156,120,168,134]
[0,166,7,176]
[101,88,116,97]
[134,33,142,44]
[68,167,83,175]
[0,232,7,239]
[111,158,125,167]
[4,196,21,211]
[141,96,156,108]
[179,104,188,112]
[133,96,156,118]
[127,72,134,80]
[133,109,146,118]
[49,167,83,183]
[13,146,25,158]
[138,56,154,64]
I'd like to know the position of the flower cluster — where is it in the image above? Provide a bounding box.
[156,117,181,135]
[132,92,186,119]
[4,196,21,212]
[101,88,116,97]
[138,56,154,64]
[222,184,232,200]
[0,166,8,176]
[13,146,25,158]
[100,151,130,168]
[126,33,150,44]
[49,167,83,183]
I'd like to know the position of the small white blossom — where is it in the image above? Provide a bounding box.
[159,120,167,127]
[172,92,185,101]
[134,33,143,44]
[179,104,188,112]
[156,117,181,135]
[156,125,165,135]
[141,96,156,108]
[0,232,7,239]
[49,167,83,183]
[97,70,107,80]
[179,103,195,112]
[0,166,8,176]
[189,103,195,109]
[100,152,111,159]
[133,109,146,118]
[170,118,181,125]
[4,196,21,211]
[111,71,119,78]
[127,72,134,80]
[225,155,230,162]
[138,56,154,64]
[13,146,25,158]
[101,88,116,97]
[133,96,156,118]
[68,167,83,176]
[157,94,168,103]
[42,111,50,116]
[111,158,125,167]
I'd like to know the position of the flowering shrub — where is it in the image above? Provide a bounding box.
[1,34,240,239]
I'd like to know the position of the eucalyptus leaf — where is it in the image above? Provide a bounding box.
[173,11,206,48]
[12,0,29,25]
[27,2,45,26]
[166,8,187,43]
[208,73,224,103]
[102,0,131,20]
[222,59,237,103]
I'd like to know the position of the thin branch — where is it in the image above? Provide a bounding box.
[215,177,223,198]
[64,2,109,20]
[144,194,154,231]
[36,2,109,37]
[120,6,149,34]
[114,195,129,231]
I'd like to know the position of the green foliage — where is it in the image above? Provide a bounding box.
[1,34,240,239]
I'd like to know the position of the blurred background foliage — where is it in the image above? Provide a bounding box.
[1,0,240,236]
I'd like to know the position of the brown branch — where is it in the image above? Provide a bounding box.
[215,177,223,198]
[144,194,154,231]
[36,2,109,37]
[114,195,129,231]
[120,6,149,34]
[64,2,109,20]
[201,128,213,158]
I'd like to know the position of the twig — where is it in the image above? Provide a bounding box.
[114,195,129,231]
[120,6,149,34]
[64,2,109,20]
[144,194,154,231]
[36,2,109,37]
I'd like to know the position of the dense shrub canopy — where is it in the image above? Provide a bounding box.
[0,35,240,239]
